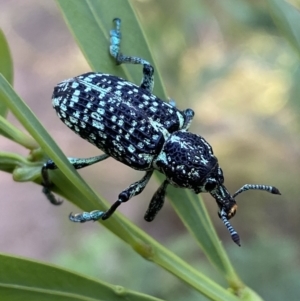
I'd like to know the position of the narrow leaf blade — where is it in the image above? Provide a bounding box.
[268,0,300,58]
[0,29,13,117]
[0,253,165,301]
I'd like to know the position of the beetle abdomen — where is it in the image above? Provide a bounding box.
[52,73,166,170]
[59,72,185,132]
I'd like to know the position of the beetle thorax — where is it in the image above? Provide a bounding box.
[153,131,219,191]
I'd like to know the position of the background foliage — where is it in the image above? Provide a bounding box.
[0,0,299,300]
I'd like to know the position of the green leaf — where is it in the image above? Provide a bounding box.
[0,115,38,149]
[0,30,13,117]
[268,0,300,58]
[0,253,165,301]
[0,151,41,181]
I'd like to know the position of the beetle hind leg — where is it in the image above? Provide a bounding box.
[69,170,154,222]
[41,154,109,205]
[109,18,154,93]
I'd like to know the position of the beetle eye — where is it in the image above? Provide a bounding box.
[205,181,217,191]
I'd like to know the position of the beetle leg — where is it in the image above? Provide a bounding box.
[109,18,154,93]
[167,99,194,131]
[168,98,176,107]
[41,154,109,205]
[182,108,195,130]
[144,179,169,221]
[69,170,154,222]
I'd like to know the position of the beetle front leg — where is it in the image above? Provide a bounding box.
[144,179,169,221]
[69,170,154,222]
[109,18,154,93]
[41,154,109,205]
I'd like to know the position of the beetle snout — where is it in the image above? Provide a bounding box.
[227,203,238,218]
[218,203,238,220]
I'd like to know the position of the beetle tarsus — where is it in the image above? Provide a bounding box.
[69,210,105,223]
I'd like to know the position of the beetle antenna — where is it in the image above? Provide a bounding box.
[232,184,281,199]
[220,210,241,246]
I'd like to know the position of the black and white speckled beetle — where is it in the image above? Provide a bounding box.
[42,18,281,246]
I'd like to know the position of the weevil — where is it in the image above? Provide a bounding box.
[41,18,281,246]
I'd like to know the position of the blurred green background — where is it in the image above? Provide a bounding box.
[0,0,299,300]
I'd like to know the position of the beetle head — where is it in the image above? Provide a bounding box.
[201,166,238,219]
